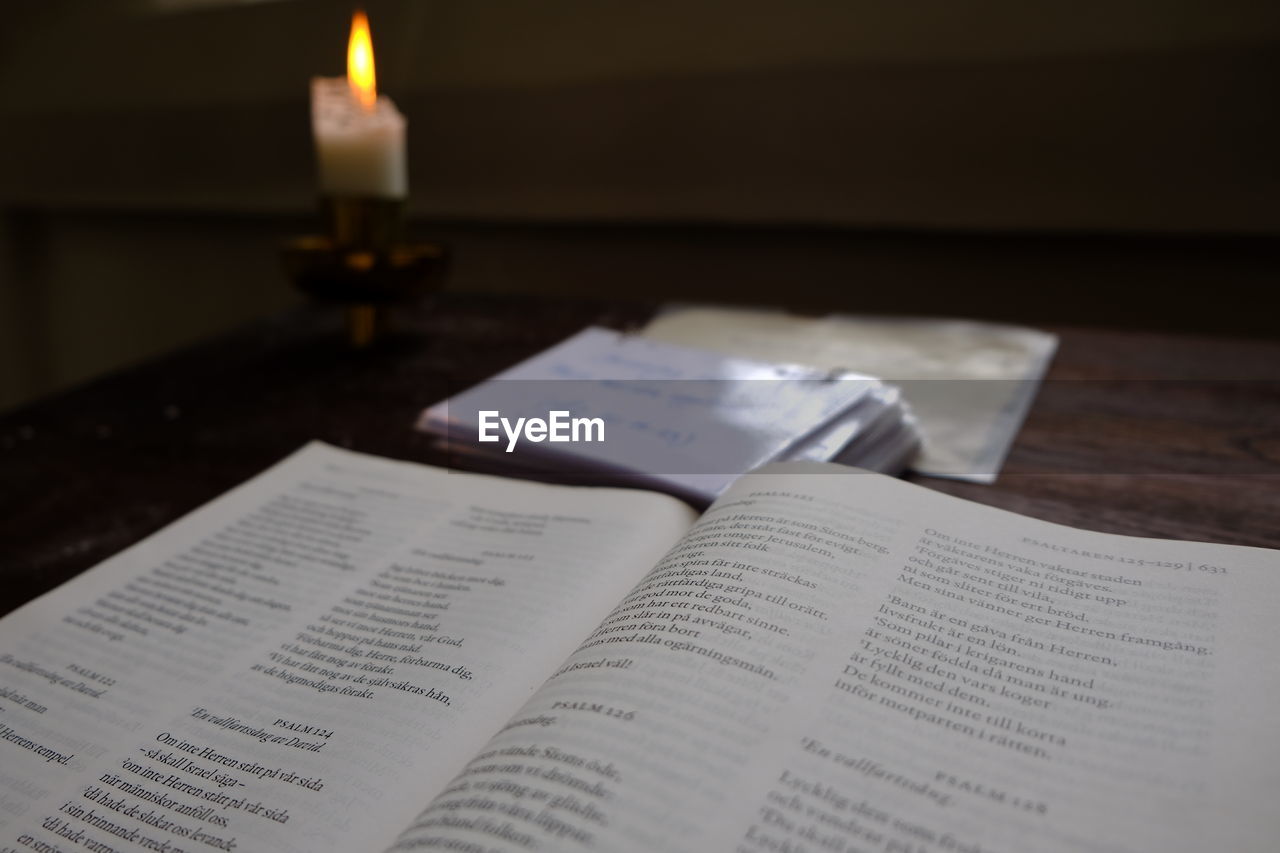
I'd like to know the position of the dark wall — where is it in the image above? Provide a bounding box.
[5,0,1280,231]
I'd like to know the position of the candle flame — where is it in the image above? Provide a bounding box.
[347,10,377,112]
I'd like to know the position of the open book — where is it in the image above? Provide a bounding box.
[1,443,1275,852]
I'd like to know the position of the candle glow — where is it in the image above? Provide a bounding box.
[347,10,377,112]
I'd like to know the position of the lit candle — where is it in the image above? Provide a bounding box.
[311,11,407,198]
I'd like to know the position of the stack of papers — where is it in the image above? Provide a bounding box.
[640,307,1058,482]
[417,327,919,505]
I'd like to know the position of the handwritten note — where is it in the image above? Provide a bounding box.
[417,328,896,503]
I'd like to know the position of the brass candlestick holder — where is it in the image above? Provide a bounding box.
[283,197,448,347]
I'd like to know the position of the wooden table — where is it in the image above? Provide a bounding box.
[2,294,1277,617]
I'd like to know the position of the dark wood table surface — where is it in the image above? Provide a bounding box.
[2,293,1277,617]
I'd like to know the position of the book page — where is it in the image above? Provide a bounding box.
[0,443,696,853]
[389,463,1279,852]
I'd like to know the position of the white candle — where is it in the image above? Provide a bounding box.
[311,12,406,198]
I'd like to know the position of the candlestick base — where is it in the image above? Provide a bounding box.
[321,196,407,248]
[346,304,381,349]
[283,198,448,348]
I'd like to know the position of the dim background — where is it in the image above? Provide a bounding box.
[1,0,1278,412]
